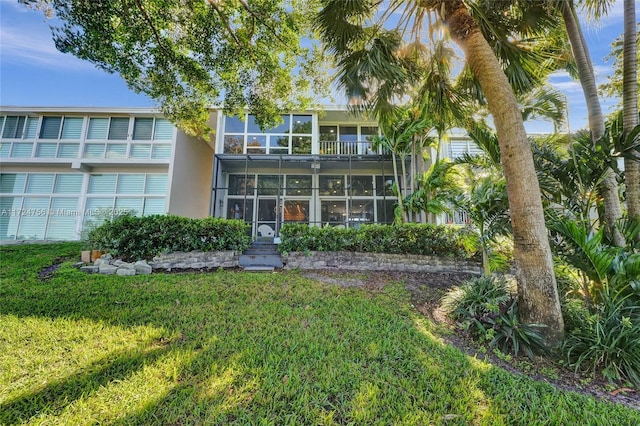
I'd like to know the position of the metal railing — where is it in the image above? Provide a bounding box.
[318,140,387,156]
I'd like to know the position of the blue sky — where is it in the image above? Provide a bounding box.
[0,0,637,133]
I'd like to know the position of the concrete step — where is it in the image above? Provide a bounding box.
[242,266,275,272]
[239,254,283,268]
[243,248,280,255]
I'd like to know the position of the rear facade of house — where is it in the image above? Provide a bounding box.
[0,106,479,241]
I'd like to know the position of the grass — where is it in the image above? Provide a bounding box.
[1,243,639,425]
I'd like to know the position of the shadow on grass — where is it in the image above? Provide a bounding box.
[0,344,172,425]
[1,243,639,424]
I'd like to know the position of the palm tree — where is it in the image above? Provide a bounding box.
[559,0,625,247]
[317,0,565,346]
[458,173,511,276]
[373,105,432,223]
[622,0,640,225]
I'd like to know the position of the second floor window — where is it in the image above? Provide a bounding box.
[223,114,312,155]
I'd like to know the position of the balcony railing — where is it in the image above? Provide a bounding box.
[319,140,388,156]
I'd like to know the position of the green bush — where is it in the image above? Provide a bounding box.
[563,291,640,387]
[86,215,252,260]
[441,275,547,360]
[278,223,478,258]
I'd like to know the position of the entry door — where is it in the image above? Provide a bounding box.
[256,198,278,237]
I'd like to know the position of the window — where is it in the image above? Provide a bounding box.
[61,117,83,139]
[319,175,344,196]
[39,117,62,139]
[131,117,173,140]
[0,173,83,240]
[85,173,167,226]
[87,118,109,139]
[1,116,39,139]
[228,175,255,195]
[86,117,130,140]
[153,119,173,140]
[2,116,26,138]
[133,118,154,140]
[349,176,374,196]
[286,176,312,196]
[223,114,313,155]
[108,117,129,140]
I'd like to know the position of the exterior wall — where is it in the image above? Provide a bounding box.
[167,131,214,218]
[0,107,177,241]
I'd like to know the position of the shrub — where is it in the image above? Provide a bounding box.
[278,223,478,259]
[86,215,252,260]
[441,275,546,360]
[563,291,640,387]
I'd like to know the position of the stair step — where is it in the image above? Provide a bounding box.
[239,254,283,268]
[242,266,275,272]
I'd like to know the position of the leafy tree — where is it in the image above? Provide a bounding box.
[20,0,328,137]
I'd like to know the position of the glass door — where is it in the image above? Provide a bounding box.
[256,197,278,238]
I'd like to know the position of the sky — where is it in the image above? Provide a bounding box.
[0,0,637,133]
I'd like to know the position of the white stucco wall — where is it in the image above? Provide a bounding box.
[167,131,214,218]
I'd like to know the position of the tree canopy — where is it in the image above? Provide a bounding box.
[20,0,329,138]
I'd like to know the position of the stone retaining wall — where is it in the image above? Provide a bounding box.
[150,250,239,270]
[282,251,482,275]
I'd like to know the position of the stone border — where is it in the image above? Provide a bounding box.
[81,250,481,276]
[282,251,482,275]
[150,250,239,270]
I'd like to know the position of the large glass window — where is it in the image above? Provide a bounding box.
[319,175,345,196]
[228,175,255,195]
[321,200,346,226]
[0,173,83,240]
[85,173,167,226]
[286,176,312,196]
[283,200,309,223]
[257,175,280,196]
[350,176,374,196]
[223,114,312,155]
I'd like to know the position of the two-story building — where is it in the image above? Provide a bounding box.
[0,106,480,241]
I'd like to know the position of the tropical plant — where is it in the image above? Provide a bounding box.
[317,0,565,347]
[404,159,462,222]
[563,291,640,387]
[556,0,625,246]
[549,218,640,307]
[456,175,511,275]
[372,105,433,223]
[441,275,547,361]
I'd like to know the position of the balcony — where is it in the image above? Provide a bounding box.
[318,140,388,156]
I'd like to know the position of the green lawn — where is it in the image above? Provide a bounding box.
[0,243,638,425]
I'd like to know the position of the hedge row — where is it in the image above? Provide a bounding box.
[278,223,479,259]
[86,215,252,261]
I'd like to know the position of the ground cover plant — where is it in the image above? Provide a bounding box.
[1,243,639,425]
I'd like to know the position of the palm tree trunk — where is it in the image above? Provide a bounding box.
[623,0,640,224]
[562,0,626,247]
[391,151,405,223]
[440,0,564,347]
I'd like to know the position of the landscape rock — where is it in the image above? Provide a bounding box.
[116,268,136,276]
[99,264,118,275]
[80,266,99,273]
[134,260,152,274]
